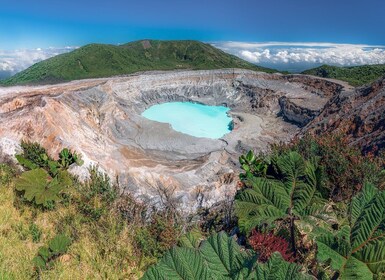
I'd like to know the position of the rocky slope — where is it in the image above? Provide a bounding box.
[304,76,385,153]
[0,69,345,209]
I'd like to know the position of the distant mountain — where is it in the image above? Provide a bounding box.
[1,40,277,86]
[302,64,385,86]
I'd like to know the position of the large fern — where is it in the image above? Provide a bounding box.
[316,183,385,279]
[142,232,311,280]
[235,151,333,255]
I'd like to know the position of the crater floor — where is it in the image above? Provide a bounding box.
[0,69,347,209]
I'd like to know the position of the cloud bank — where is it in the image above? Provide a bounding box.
[0,47,76,79]
[213,42,385,72]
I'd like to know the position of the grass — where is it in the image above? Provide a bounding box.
[1,40,278,86]
[302,64,385,86]
[0,186,37,279]
[0,183,141,279]
[0,140,185,280]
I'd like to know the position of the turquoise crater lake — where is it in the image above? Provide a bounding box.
[142,102,233,139]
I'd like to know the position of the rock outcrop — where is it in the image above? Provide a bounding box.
[0,69,345,209]
[304,76,385,153]
[278,96,322,127]
[278,75,347,127]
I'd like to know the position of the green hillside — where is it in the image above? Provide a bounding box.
[1,40,277,86]
[302,64,385,86]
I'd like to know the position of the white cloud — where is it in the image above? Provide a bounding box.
[213,42,385,71]
[0,47,77,76]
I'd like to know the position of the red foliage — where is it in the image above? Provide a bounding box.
[236,180,246,189]
[248,229,295,263]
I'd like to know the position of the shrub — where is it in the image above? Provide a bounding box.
[76,166,118,220]
[18,140,50,168]
[239,150,270,180]
[248,229,294,263]
[29,223,42,243]
[0,163,15,186]
[135,212,181,261]
[57,148,84,169]
[114,193,147,225]
[274,134,385,201]
[198,197,236,234]
[85,166,117,202]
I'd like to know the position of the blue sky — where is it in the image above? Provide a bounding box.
[1,0,385,49]
[1,0,385,76]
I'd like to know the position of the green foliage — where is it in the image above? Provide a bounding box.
[15,168,72,207]
[239,150,270,180]
[1,40,278,86]
[235,150,336,263]
[29,223,42,243]
[76,166,118,220]
[18,140,50,168]
[275,134,385,201]
[142,232,311,280]
[85,166,116,202]
[16,141,83,177]
[14,142,85,208]
[302,64,385,86]
[0,163,15,186]
[135,212,181,261]
[58,148,84,169]
[33,234,71,271]
[15,154,39,170]
[48,234,71,254]
[178,227,204,249]
[236,151,328,233]
[316,183,385,279]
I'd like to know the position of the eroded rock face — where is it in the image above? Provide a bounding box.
[278,96,321,127]
[0,69,344,210]
[304,76,385,153]
[277,75,347,127]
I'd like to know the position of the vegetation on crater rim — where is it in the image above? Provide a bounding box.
[0,134,384,279]
[302,64,385,86]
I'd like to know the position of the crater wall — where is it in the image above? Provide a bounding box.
[0,69,346,210]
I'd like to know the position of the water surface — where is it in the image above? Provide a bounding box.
[142,102,232,139]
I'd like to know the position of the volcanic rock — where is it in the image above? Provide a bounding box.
[304,76,385,153]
